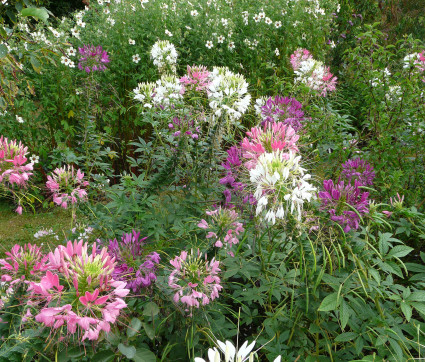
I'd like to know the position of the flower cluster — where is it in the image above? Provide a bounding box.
[208,67,251,123]
[259,96,306,131]
[250,152,317,224]
[403,51,425,73]
[78,45,110,73]
[46,165,89,209]
[168,116,200,140]
[102,230,160,293]
[198,207,244,254]
[319,179,369,232]
[153,75,184,108]
[0,136,33,188]
[0,243,48,285]
[150,40,178,74]
[241,122,299,170]
[169,250,222,309]
[180,65,211,93]
[30,240,128,342]
[133,82,156,108]
[290,48,337,96]
[341,158,375,186]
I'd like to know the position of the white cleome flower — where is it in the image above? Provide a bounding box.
[150,40,178,74]
[249,151,316,224]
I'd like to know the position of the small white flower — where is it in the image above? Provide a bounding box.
[258,11,265,19]
[221,18,228,27]
[265,17,272,25]
[129,38,135,45]
[165,29,173,37]
[275,21,282,28]
[228,41,235,50]
[275,48,280,56]
[191,10,199,16]
[66,47,76,57]
[16,115,24,123]
[132,54,141,63]
[76,19,86,28]
[206,40,213,49]
[217,35,225,43]
[253,14,260,22]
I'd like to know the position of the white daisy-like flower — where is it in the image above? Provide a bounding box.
[228,41,235,50]
[221,18,228,27]
[129,39,135,45]
[30,154,39,164]
[165,29,173,37]
[253,14,260,22]
[265,17,272,25]
[76,19,86,28]
[66,47,76,57]
[275,21,282,28]
[206,40,214,49]
[16,115,25,123]
[275,48,280,56]
[191,10,199,16]
[258,11,265,19]
[132,54,141,63]
[217,35,225,43]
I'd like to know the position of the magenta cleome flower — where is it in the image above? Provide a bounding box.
[260,96,306,131]
[78,45,110,73]
[168,249,222,310]
[319,179,369,232]
[168,116,201,140]
[46,165,89,209]
[341,158,375,186]
[101,230,161,293]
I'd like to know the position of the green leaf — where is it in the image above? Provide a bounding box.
[411,302,425,315]
[335,332,357,342]
[143,302,159,317]
[318,292,340,312]
[106,331,120,346]
[388,338,403,361]
[118,344,136,359]
[400,301,412,322]
[133,348,156,362]
[127,318,143,338]
[63,347,84,358]
[407,291,425,302]
[0,44,8,59]
[91,350,116,362]
[30,55,42,73]
[387,245,413,259]
[21,7,49,22]
[339,300,350,329]
[143,322,155,340]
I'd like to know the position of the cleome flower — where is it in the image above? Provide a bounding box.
[46,165,89,209]
[198,207,244,254]
[133,81,156,108]
[290,48,337,96]
[101,230,161,293]
[341,158,375,186]
[78,45,110,73]
[168,249,222,309]
[318,179,369,232]
[241,122,299,170]
[260,96,306,131]
[249,151,316,224]
[180,65,211,93]
[0,136,33,187]
[208,67,251,123]
[0,243,48,285]
[29,240,129,343]
[150,40,178,75]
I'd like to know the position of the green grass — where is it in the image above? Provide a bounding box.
[0,201,72,257]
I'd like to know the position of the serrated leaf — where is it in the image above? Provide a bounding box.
[411,302,425,315]
[143,302,159,317]
[127,318,143,338]
[387,245,413,258]
[118,344,136,359]
[407,291,425,302]
[335,332,357,342]
[400,301,412,322]
[133,348,156,362]
[339,300,350,329]
[21,7,49,22]
[318,292,339,312]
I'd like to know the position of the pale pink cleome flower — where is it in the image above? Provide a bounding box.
[168,250,222,309]
[241,122,299,169]
[46,165,89,209]
[29,240,129,343]
[78,45,110,73]
[0,136,33,188]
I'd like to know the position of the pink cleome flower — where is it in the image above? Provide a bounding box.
[46,165,89,209]
[290,48,313,71]
[168,250,222,309]
[180,65,211,93]
[0,136,33,188]
[29,240,129,343]
[78,45,110,73]
[241,122,299,170]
